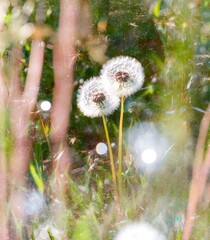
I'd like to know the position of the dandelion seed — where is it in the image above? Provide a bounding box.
[114,222,166,240]
[101,56,144,97]
[77,77,120,118]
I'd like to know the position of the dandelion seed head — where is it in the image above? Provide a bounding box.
[114,222,166,240]
[115,71,130,83]
[101,56,144,97]
[77,77,120,118]
[92,92,106,103]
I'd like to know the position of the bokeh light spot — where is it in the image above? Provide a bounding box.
[40,101,51,111]
[96,142,108,155]
[141,149,157,164]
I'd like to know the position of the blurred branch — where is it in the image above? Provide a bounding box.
[9,40,44,239]
[0,59,9,240]
[9,46,22,99]
[199,146,210,199]
[0,3,15,239]
[50,0,78,195]
[10,40,45,142]
[0,59,8,104]
[183,103,210,240]
[0,1,9,32]
[23,41,45,112]
[193,104,210,175]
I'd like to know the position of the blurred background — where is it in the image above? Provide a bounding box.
[0,0,209,239]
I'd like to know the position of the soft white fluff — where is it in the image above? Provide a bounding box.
[77,77,120,118]
[114,222,166,240]
[101,56,144,97]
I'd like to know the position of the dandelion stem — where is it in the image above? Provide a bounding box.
[118,96,124,197]
[102,114,119,203]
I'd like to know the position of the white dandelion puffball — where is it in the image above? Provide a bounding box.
[101,56,144,97]
[77,77,120,118]
[114,222,166,240]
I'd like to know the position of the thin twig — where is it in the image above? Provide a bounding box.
[193,104,210,176]
[198,146,210,198]
[182,103,210,240]
[0,58,9,240]
[118,96,124,197]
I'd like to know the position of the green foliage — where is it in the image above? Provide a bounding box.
[30,164,44,193]
[1,0,209,239]
[72,214,97,240]
[47,229,56,240]
[153,0,162,17]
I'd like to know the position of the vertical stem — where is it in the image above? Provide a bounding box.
[102,114,118,203]
[182,104,210,240]
[9,40,44,240]
[0,51,9,240]
[118,96,124,196]
[50,0,78,198]
[39,115,52,153]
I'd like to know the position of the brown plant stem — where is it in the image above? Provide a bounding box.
[9,46,22,99]
[182,103,210,240]
[197,147,210,197]
[50,0,78,197]
[0,59,9,240]
[10,40,45,184]
[9,40,44,239]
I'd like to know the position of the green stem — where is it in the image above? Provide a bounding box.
[39,114,54,163]
[102,114,118,203]
[118,96,124,197]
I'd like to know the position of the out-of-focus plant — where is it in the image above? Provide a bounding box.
[0,0,78,239]
[0,0,209,239]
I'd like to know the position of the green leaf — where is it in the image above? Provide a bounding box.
[175,230,182,240]
[153,0,162,17]
[30,230,35,240]
[47,229,56,240]
[29,164,44,193]
[142,84,154,97]
[72,216,94,240]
